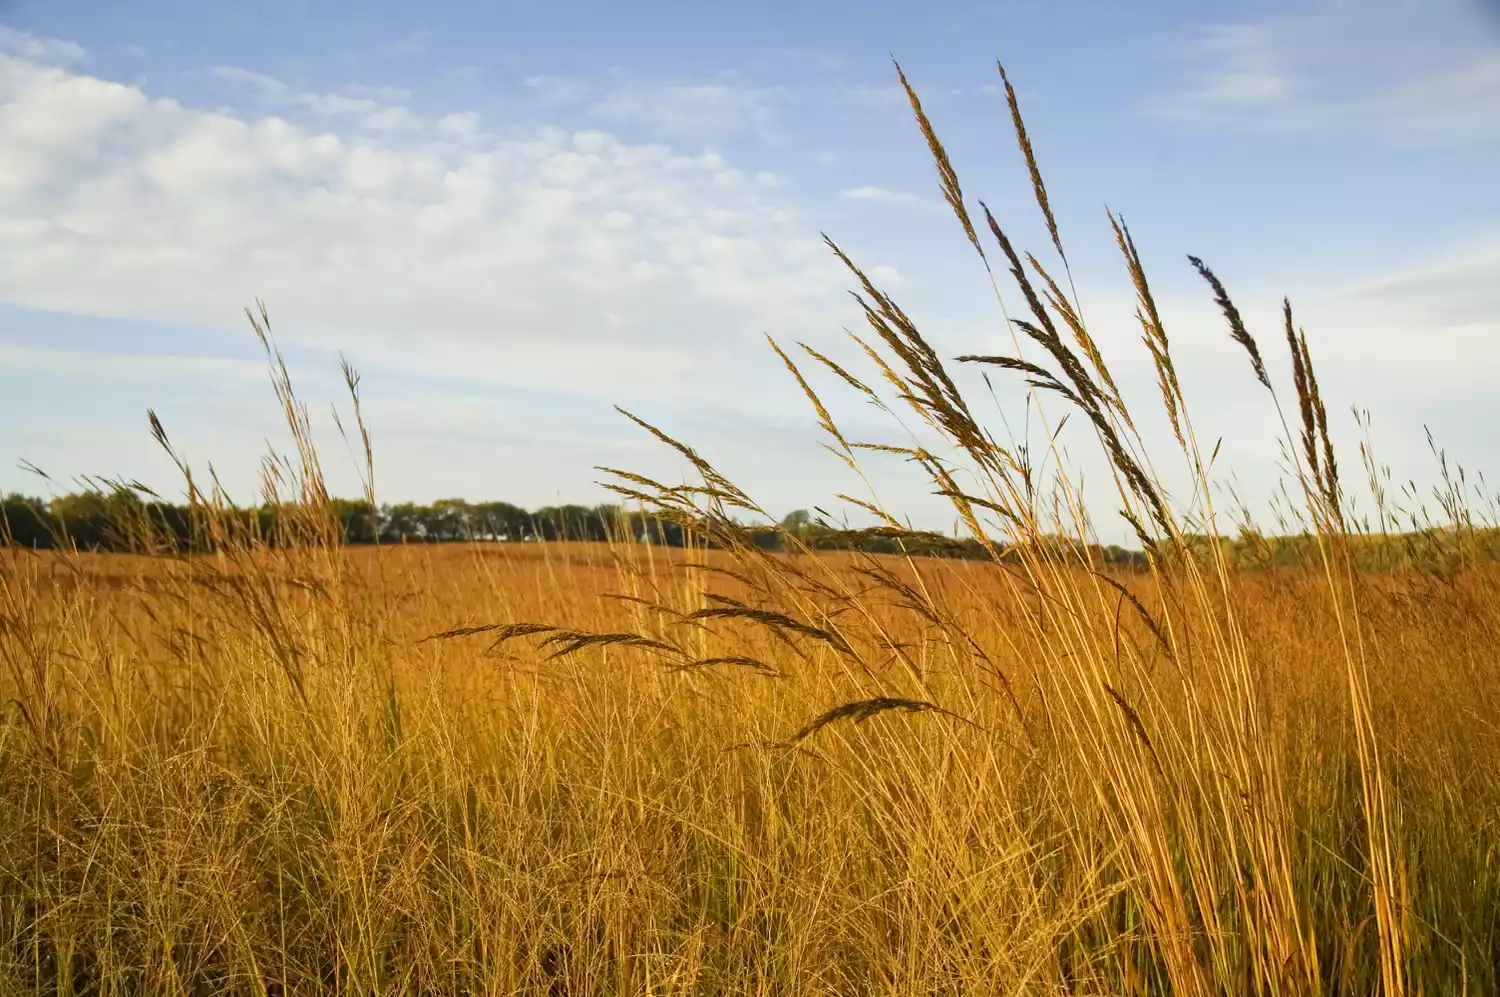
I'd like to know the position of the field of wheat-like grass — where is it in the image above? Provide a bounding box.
[3,538,1498,995]
[3,59,1498,997]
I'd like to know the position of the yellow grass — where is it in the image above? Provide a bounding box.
[3,539,1497,995]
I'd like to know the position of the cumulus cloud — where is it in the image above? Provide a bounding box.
[0,40,862,414]
[0,29,961,515]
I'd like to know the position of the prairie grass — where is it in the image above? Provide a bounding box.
[2,61,1499,996]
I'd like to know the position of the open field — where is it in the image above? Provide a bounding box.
[2,537,1498,995]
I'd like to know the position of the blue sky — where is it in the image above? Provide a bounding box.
[1,0,1497,538]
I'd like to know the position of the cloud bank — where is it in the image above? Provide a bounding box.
[0,37,862,415]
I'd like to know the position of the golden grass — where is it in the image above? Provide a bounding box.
[3,59,1499,997]
[3,538,1497,995]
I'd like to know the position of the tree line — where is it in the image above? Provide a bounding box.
[1,491,673,551]
[8,488,1488,572]
[0,488,1150,565]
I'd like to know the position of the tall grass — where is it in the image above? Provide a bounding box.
[2,62,1498,996]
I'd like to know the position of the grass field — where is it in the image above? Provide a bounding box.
[3,64,1499,996]
[3,536,1498,995]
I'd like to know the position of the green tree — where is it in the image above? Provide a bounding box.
[469,501,530,540]
[1,494,55,548]
[328,498,378,544]
[380,502,426,542]
[427,498,474,541]
[48,491,111,549]
[781,509,813,543]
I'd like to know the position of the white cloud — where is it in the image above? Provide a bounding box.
[212,64,428,130]
[0,45,856,419]
[359,104,422,132]
[210,65,289,98]
[437,111,480,136]
[4,25,1491,527]
[0,39,946,515]
[0,25,88,65]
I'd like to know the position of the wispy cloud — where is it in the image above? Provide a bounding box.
[1341,238,1500,328]
[0,24,88,65]
[518,72,917,146]
[588,80,791,143]
[0,342,267,383]
[1148,4,1500,145]
[1380,54,1500,143]
[1153,23,1292,119]
[840,185,921,206]
[210,65,423,130]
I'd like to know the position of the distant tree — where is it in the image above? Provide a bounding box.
[780,509,813,543]
[1,493,55,548]
[632,513,685,547]
[472,501,531,540]
[1102,544,1148,571]
[48,491,112,549]
[380,502,426,542]
[427,498,474,541]
[534,504,616,542]
[1,488,1184,567]
[327,498,378,544]
[144,500,193,551]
